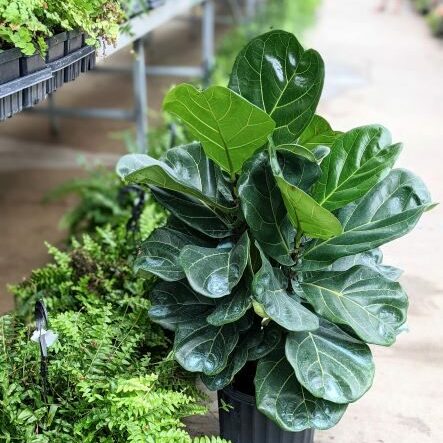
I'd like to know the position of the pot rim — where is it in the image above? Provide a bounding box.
[221,384,256,406]
[0,47,22,64]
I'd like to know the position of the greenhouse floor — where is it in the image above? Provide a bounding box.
[0,0,442,441]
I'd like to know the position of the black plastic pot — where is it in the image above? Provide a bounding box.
[66,30,84,54]
[0,48,21,85]
[218,386,314,443]
[0,48,22,120]
[46,32,68,92]
[20,52,47,108]
[64,31,85,83]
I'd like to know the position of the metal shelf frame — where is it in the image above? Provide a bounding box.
[39,0,215,153]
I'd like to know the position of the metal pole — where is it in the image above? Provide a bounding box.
[47,93,60,136]
[132,38,148,153]
[246,0,257,20]
[202,0,215,87]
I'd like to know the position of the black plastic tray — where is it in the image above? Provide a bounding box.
[0,69,52,121]
[0,44,96,121]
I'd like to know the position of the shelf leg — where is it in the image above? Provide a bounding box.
[202,0,215,87]
[246,0,257,19]
[47,93,60,136]
[132,38,148,153]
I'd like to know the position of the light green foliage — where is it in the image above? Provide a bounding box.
[427,6,443,36]
[163,85,275,176]
[0,0,123,55]
[4,216,228,441]
[0,304,211,442]
[0,0,53,54]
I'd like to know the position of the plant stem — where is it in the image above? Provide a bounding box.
[295,230,303,249]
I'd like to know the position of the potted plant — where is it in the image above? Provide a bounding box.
[117,30,433,443]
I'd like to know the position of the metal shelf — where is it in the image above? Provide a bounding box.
[98,0,208,62]
[39,0,215,153]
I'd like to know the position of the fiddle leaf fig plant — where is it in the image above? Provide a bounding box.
[117,30,434,432]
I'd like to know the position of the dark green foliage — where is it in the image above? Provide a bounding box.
[44,166,166,238]
[44,166,133,237]
[117,29,433,433]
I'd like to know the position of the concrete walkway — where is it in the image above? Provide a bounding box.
[307,1,443,442]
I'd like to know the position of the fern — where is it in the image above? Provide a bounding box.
[3,211,228,442]
[0,302,215,442]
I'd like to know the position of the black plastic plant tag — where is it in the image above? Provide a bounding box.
[118,185,146,235]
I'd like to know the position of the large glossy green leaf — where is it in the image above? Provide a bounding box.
[174,318,238,375]
[229,30,324,144]
[297,115,342,152]
[134,228,209,281]
[200,321,267,390]
[179,233,250,298]
[163,84,275,176]
[278,150,321,192]
[275,143,318,163]
[247,321,282,361]
[201,346,248,391]
[117,143,235,212]
[238,151,296,266]
[300,265,408,345]
[255,346,347,431]
[151,187,234,239]
[206,283,252,326]
[149,280,215,331]
[286,319,374,403]
[312,125,402,211]
[252,249,319,331]
[300,248,403,281]
[275,175,343,239]
[269,138,342,239]
[304,169,433,263]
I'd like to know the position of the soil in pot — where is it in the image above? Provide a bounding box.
[218,363,314,443]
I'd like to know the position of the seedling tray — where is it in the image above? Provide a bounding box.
[0,38,96,121]
[0,48,21,85]
[20,53,47,109]
[46,32,68,92]
[48,45,96,86]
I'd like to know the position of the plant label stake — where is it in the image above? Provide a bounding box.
[31,300,57,403]
[118,185,146,236]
